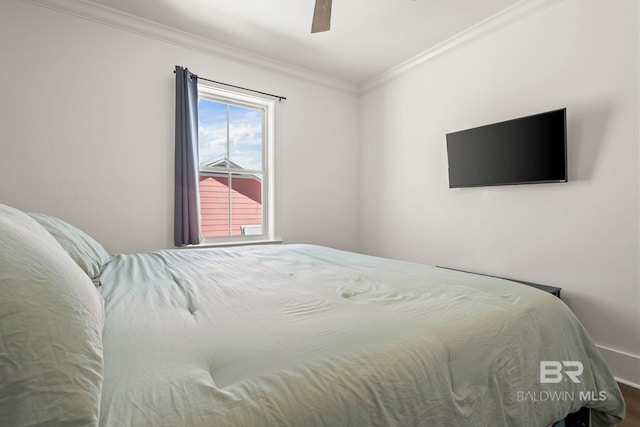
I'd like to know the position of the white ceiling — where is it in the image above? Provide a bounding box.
[78,0,521,84]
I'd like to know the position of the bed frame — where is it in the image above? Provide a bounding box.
[437,266,562,297]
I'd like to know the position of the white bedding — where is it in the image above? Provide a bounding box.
[96,244,625,427]
[0,204,104,426]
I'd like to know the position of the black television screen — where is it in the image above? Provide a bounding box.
[446,108,567,188]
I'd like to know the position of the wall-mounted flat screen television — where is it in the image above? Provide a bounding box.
[446,108,567,188]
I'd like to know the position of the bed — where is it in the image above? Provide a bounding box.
[0,203,626,426]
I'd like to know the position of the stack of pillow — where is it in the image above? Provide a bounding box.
[0,203,111,426]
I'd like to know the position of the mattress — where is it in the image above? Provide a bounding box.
[97,244,625,427]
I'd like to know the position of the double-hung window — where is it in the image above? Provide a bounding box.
[197,85,275,244]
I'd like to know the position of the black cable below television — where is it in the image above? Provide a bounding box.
[446,108,567,188]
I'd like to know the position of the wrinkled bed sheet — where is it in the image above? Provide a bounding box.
[98,244,624,427]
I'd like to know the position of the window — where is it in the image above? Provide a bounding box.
[197,85,275,243]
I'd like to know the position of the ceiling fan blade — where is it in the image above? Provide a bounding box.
[311,0,332,33]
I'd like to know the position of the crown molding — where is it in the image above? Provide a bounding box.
[20,0,564,96]
[21,0,359,95]
[360,0,565,94]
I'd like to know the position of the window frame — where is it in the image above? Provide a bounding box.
[197,84,276,245]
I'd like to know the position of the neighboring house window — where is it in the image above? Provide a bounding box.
[197,85,275,243]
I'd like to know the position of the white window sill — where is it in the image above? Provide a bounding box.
[176,239,283,250]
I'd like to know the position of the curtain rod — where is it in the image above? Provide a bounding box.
[174,69,286,101]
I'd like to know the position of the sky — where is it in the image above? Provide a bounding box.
[198,99,263,171]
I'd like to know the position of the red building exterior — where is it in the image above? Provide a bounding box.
[199,175,262,237]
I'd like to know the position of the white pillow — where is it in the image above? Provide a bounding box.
[28,212,111,283]
[0,204,104,425]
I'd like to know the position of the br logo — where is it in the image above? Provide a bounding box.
[540,361,584,383]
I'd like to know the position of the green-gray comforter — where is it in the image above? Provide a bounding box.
[98,244,625,426]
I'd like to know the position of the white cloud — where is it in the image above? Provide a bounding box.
[199,122,262,169]
[198,103,263,169]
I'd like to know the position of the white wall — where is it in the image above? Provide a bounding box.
[0,0,360,254]
[360,0,640,384]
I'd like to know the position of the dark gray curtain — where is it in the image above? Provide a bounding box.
[174,66,201,246]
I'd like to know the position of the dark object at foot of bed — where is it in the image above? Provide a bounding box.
[566,407,590,427]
